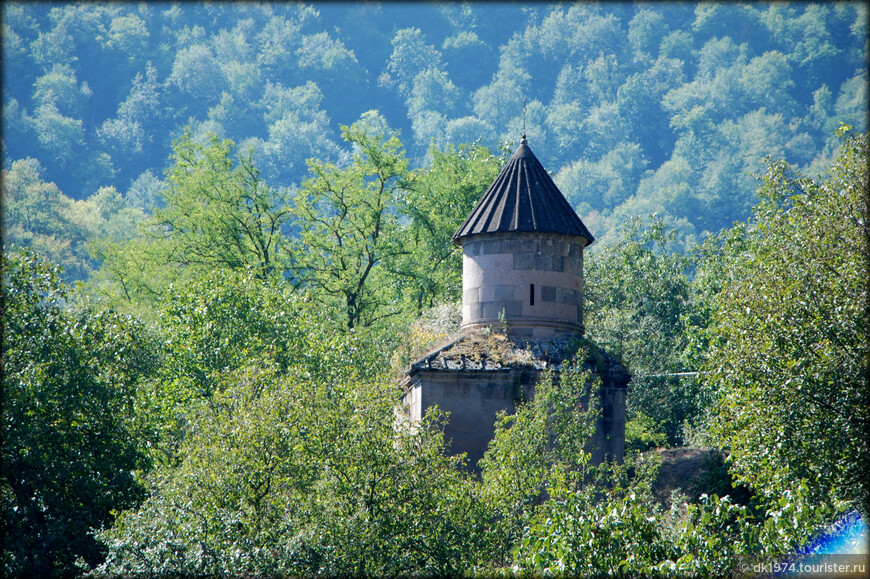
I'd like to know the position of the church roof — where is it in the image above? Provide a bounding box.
[402,331,630,388]
[453,137,594,244]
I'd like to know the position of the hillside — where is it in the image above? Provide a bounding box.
[3,2,867,259]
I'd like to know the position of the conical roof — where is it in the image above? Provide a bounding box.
[453,137,594,245]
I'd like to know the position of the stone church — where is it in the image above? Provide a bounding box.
[400,136,630,467]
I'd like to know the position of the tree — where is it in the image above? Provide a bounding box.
[133,267,390,464]
[2,249,155,577]
[383,27,443,98]
[2,159,90,282]
[104,13,150,63]
[32,63,86,118]
[584,218,698,447]
[166,43,225,110]
[406,67,461,119]
[31,100,85,170]
[96,128,291,304]
[478,366,601,566]
[96,330,483,576]
[397,142,504,312]
[705,129,869,515]
[628,8,669,63]
[290,113,411,330]
[515,472,833,577]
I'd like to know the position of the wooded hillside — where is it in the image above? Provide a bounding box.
[3,2,867,263]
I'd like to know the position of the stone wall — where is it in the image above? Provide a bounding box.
[401,364,626,468]
[401,368,536,467]
[460,232,588,339]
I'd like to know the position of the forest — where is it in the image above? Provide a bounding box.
[2,2,868,577]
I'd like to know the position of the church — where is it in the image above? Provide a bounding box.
[400,136,630,467]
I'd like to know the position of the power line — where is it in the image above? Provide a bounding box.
[635,371,707,378]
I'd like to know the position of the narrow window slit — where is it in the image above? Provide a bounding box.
[530,283,535,306]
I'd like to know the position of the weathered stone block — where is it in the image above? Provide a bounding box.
[494,284,516,300]
[463,287,479,304]
[541,285,557,302]
[512,252,536,271]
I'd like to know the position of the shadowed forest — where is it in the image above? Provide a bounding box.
[2,2,868,576]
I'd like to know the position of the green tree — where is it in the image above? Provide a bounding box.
[383,27,443,98]
[705,129,869,515]
[479,365,601,566]
[1,249,155,577]
[398,142,504,312]
[584,218,698,447]
[516,473,833,577]
[2,159,90,281]
[166,43,225,110]
[32,63,86,117]
[291,113,411,330]
[31,100,85,170]
[97,342,483,576]
[93,128,292,308]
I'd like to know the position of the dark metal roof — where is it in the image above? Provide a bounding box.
[453,137,594,244]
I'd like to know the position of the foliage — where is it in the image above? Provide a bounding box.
[585,217,700,446]
[1,249,155,577]
[478,365,601,566]
[3,4,867,573]
[3,2,866,250]
[290,113,411,330]
[137,267,394,464]
[704,129,869,515]
[156,129,292,279]
[97,364,484,577]
[515,464,835,577]
[91,129,291,311]
[2,159,145,284]
[515,462,674,576]
[398,142,505,312]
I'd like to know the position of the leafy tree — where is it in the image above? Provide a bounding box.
[97,62,162,169]
[133,267,390,464]
[2,159,90,281]
[442,29,495,92]
[406,67,461,120]
[32,63,86,118]
[472,67,530,132]
[615,55,685,167]
[165,43,224,110]
[291,113,410,329]
[398,142,504,312]
[516,473,834,577]
[628,8,669,63]
[31,100,85,171]
[584,218,698,447]
[515,462,673,575]
[479,366,601,566]
[296,32,362,88]
[94,128,291,306]
[383,27,443,98]
[97,340,482,576]
[555,141,647,215]
[705,129,869,515]
[252,81,340,186]
[255,15,303,79]
[104,13,150,62]
[2,249,155,577]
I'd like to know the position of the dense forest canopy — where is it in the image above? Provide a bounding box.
[2,2,869,577]
[2,1,867,265]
